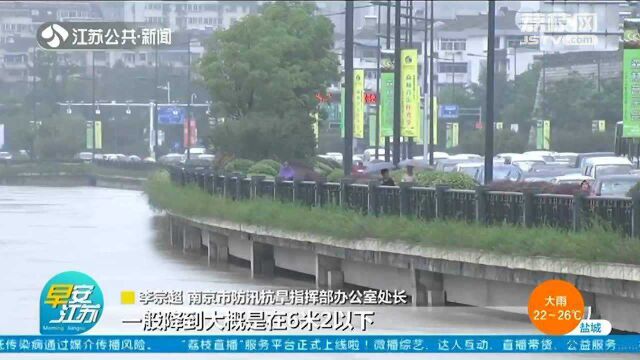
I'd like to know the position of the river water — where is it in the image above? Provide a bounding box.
[0,186,633,359]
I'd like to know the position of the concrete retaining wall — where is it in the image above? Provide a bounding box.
[168,212,640,332]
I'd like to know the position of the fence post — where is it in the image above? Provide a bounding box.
[339,179,353,208]
[179,167,186,186]
[632,193,640,238]
[399,182,413,217]
[367,180,379,216]
[274,176,282,201]
[572,192,587,232]
[314,180,325,207]
[232,172,242,201]
[223,174,232,199]
[522,191,536,228]
[292,179,301,203]
[250,175,265,199]
[475,186,488,225]
[435,185,450,220]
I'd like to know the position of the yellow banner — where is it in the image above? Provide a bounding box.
[353,69,365,138]
[94,120,102,150]
[400,49,419,137]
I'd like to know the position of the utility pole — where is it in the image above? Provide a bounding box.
[375,3,381,160]
[392,0,401,166]
[153,41,159,159]
[343,1,354,176]
[422,0,428,158]
[92,51,96,161]
[32,47,36,127]
[406,0,414,159]
[428,0,434,166]
[186,33,192,160]
[385,0,391,162]
[484,0,496,185]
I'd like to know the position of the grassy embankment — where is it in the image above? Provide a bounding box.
[0,162,154,179]
[145,172,640,266]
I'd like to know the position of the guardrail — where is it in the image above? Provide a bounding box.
[169,167,640,238]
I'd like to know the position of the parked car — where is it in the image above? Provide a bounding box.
[435,158,478,172]
[551,174,594,185]
[475,164,524,185]
[592,175,640,197]
[552,152,578,165]
[74,152,93,162]
[582,157,633,179]
[0,152,12,160]
[363,148,389,162]
[142,157,156,163]
[158,153,183,165]
[523,150,556,163]
[454,162,484,179]
[574,152,616,169]
[127,155,142,162]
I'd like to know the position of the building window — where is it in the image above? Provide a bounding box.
[437,62,468,74]
[440,38,466,51]
[139,53,146,61]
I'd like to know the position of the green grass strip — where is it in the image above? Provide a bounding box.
[145,171,640,266]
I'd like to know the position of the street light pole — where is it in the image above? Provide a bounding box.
[343,1,354,176]
[187,32,192,160]
[484,0,496,185]
[385,0,391,162]
[92,51,96,161]
[153,41,159,159]
[375,3,381,160]
[406,0,414,160]
[428,0,434,166]
[392,0,401,166]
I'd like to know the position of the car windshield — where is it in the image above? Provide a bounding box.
[600,179,640,196]
[494,167,519,181]
[596,165,632,177]
[459,166,480,178]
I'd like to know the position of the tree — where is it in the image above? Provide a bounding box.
[33,113,85,160]
[199,2,338,160]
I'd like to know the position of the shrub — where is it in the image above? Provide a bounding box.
[628,181,640,197]
[327,169,344,182]
[414,171,476,189]
[256,159,281,173]
[247,162,278,177]
[314,161,334,176]
[223,159,255,175]
[315,156,341,170]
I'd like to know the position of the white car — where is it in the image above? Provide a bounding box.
[448,153,481,160]
[143,157,156,163]
[325,152,343,163]
[582,157,633,179]
[551,174,593,185]
[127,155,142,162]
[0,152,12,160]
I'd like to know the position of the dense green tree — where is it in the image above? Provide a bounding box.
[199,1,338,160]
[33,113,85,160]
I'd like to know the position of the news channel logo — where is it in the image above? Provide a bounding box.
[36,22,172,50]
[39,271,104,335]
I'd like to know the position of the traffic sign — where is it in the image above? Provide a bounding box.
[158,106,185,125]
[439,104,459,119]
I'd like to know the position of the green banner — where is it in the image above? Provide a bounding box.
[536,120,551,150]
[94,120,102,150]
[624,21,640,137]
[445,122,459,149]
[354,69,365,139]
[400,49,419,137]
[86,121,93,150]
[380,72,394,137]
[453,122,459,147]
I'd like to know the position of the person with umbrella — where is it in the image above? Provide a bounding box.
[402,165,415,183]
[279,161,295,180]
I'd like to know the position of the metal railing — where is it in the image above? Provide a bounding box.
[168,166,640,238]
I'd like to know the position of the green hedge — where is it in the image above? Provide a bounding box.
[223,159,255,175]
[247,162,278,177]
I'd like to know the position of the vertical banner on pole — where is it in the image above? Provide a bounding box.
[445,123,452,149]
[340,86,345,138]
[368,113,377,146]
[623,20,640,137]
[380,72,394,137]
[0,124,4,150]
[86,121,94,150]
[94,120,102,150]
[453,122,459,147]
[400,49,419,137]
[536,120,543,149]
[313,114,319,149]
[543,120,551,150]
[353,69,365,139]
[433,97,438,145]
[495,122,503,130]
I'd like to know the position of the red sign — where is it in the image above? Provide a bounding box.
[183,118,197,147]
[364,92,377,104]
[315,92,332,103]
